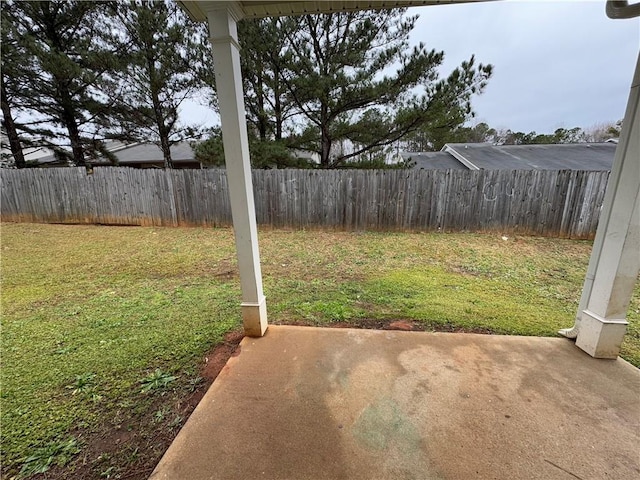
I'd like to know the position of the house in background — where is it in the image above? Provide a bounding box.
[403,142,617,171]
[2,137,327,169]
[26,141,201,169]
[1,129,56,167]
[1,137,201,169]
[8,136,617,171]
[95,142,201,169]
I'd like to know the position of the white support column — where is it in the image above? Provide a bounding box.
[560,53,640,358]
[205,3,267,337]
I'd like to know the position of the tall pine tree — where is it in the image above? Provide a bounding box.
[2,1,122,166]
[111,0,211,168]
[238,17,298,141]
[1,1,27,168]
[275,9,492,167]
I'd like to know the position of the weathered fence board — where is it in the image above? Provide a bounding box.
[0,167,610,238]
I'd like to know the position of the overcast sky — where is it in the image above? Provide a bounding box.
[411,0,639,133]
[182,0,640,135]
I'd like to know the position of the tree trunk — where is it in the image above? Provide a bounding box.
[320,127,331,168]
[67,121,85,166]
[152,94,173,169]
[149,76,172,168]
[274,67,283,141]
[258,119,267,141]
[319,104,332,167]
[59,87,85,166]
[274,98,282,140]
[159,132,173,169]
[256,70,267,141]
[1,80,26,169]
[146,46,173,169]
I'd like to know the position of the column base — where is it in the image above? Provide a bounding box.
[575,310,627,359]
[241,297,268,337]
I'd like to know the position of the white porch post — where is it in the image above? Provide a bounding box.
[205,3,267,336]
[560,53,640,358]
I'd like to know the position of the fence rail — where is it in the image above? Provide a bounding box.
[0,167,610,238]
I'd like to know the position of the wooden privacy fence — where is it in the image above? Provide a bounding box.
[0,167,610,238]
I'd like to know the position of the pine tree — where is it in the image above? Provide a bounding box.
[0,1,27,168]
[111,0,211,169]
[238,17,298,141]
[279,9,492,167]
[2,1,123,166]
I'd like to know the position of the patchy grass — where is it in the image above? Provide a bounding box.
[1,223,638,479]
[17,437,80,478]
[262,230,639,347]
[1,224,241,479]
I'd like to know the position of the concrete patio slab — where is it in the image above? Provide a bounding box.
[150,326,640,480]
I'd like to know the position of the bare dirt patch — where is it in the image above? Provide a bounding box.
[42,330,244,480]
[203,331,245,375]
[276,318,495,335]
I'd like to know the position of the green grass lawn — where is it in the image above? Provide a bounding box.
[1,223,638,479]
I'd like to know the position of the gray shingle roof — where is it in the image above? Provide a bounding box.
[112,142,195,163]
[444,143,616,170]
[400,151,466,170]
[33,141,196,166]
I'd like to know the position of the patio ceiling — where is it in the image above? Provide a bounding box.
[180,0,480,20]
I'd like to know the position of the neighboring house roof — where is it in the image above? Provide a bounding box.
[400,151,466,170]
[442,143,616,171]
[108,142,195,164]
[1,130,56,166]
[30,141,198,167]
[402,143,616,171]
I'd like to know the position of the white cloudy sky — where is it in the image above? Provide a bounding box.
[182,0,640,135]
[411,0,639,133]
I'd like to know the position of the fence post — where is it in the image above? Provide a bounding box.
[165,170,178,227]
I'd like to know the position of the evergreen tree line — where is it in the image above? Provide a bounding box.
[402,120,621,152]
[1,0,211,169]
[1,1,495,169]
[199,10,493,168]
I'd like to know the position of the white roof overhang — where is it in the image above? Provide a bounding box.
[179,0,484,21]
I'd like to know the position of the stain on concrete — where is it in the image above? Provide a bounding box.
[151,327,640,480]
[352,397,419,451]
